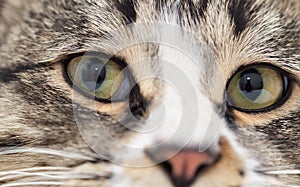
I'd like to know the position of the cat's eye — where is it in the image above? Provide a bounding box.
[226,65,289,112]
[66,54,131,102]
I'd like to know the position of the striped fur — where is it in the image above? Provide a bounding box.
[0,0,299,186]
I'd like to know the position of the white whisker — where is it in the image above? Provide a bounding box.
[0,181,63,187]
[0,167,69,177]
[264,170,300,175]
[0,171,102,181]
[0,147,98,161]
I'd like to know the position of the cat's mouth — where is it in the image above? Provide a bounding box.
[70,136,246,187]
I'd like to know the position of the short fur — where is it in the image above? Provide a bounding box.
[0,0,299,186]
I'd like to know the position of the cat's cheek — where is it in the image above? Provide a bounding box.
[63,88,129,115]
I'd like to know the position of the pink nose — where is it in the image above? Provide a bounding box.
[166,151,215,187]
[167,151,213,186]
[146,148,218,187]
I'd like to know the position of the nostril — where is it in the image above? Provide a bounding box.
[160,150,218,187]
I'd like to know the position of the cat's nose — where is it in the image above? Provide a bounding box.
[146,148,218,187]
[165,151,214,187]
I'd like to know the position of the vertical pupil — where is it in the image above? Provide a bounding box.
[239,69,263,101]
[81,58,106,91]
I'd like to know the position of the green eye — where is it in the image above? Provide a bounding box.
[67,54,131,101]
[226,65,289,112]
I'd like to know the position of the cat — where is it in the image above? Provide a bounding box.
[0,0,299,187]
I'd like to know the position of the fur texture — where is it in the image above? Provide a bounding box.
[0,0,299,186]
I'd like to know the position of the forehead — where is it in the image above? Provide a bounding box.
[1,0,298,93]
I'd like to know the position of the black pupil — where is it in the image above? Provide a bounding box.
[239,69,263,101]
[81,58,106,91]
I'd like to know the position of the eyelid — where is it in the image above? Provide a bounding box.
[226,63,291,89]
[225,63,292,113]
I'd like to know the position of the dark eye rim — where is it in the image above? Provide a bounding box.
[225,63,292,113]
[63,51,133,103]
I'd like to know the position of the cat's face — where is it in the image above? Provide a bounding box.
[0,0,299,186]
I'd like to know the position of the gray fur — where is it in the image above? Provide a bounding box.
[0,0,299,186]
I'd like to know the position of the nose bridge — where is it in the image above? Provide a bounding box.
[152,82,221,151]
[155,54,221,150]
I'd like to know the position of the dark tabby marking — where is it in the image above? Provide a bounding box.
[228,0,251,36]
[0,0,299,186]
[114,0,137,24]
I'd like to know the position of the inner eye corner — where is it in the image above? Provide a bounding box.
[225,63,292,114]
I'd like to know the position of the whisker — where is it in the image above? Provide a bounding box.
[255,169,300,175]
[0,181,63,187]
[0,167,70,177]
[247,179,300,187]
[0,147,99,161]
[264,170,300,175]
[0,171,105,181]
